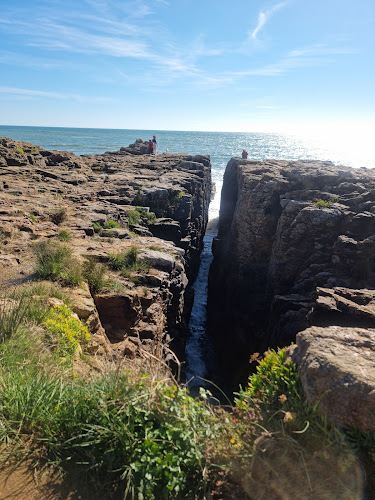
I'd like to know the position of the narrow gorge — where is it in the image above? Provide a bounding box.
[1,137,375,434]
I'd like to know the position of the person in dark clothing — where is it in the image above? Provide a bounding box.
[152,135,157,154]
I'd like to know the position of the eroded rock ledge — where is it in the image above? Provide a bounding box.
[208,158,375,397]
[0,137,211,361]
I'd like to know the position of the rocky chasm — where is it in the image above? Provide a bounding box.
[1,136,375,433]
[209,157,375,431]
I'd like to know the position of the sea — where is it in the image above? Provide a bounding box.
[1,125,374,385]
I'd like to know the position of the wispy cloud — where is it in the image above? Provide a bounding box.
[0,86,115,102]
[250,2,288,40]
[288,44,356,57]
[229,43,355,77]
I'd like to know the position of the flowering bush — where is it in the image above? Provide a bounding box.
[44,304,90,359]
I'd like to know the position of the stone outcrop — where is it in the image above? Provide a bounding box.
[289,325,375,431]
[0,137,211,361]
[208,158,375,388]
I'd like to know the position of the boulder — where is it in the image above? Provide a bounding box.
[290,325,375,431]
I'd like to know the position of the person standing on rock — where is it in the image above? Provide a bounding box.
[147,139,154,154]
[242,149,248,159]
[152,135,157,154]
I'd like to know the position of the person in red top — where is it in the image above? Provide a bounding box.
[242,149,248,159]
[147,140,154,154]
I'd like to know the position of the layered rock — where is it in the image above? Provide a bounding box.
[208,158,375,386]
[0,137,211,361]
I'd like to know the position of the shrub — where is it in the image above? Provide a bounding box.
[43,303,90,360]
[50,207,67,225]
[33,240,81,285]
[127,209,141,225]
[314,197,339,209]
[104,219,121,229]
[127,208,157,226]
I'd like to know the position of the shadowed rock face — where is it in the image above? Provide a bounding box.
[208,158,375,387]
[0,137,211,361]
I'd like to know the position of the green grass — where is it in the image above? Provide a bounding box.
[58,230,71,242]
[0,329,219,499]
[104,219,121,229]
[33,239,82,285]
[83,257,108,292]
[108,247,150,282]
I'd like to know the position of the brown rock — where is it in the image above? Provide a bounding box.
[290,325,375,431]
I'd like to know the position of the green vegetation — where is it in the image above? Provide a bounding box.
[104,219,121,229]
[44,303,91,361]
[127,207,157,226]
[33,239,81,285]
[0,316,218,498]
[0,278,373,499]
[58,229,71,242]
[92,221,103,232]
[15,146,25,155]
[108,246,150,280]
[29,213,36,224]
[83,257,108,292]
[169,190,185,207]
[314,196,339,208]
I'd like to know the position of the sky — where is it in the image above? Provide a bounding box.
[0,0,374,134]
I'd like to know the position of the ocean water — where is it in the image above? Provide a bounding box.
[1,125,374,384]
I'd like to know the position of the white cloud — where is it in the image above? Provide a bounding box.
[250,2,288,40]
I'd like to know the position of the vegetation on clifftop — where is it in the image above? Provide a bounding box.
[0,279,373,498]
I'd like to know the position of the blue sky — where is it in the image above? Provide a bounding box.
[0,0,374,133]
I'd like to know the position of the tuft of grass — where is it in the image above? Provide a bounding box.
[314,197,339,209]
[83,257,108,293]
[108,247,150,282]
[127,207,157,226]
[33,239,82,285]
[127,209,142,225]
[58,230,71,242]
[104,219,121,229]
[0,296,30,341]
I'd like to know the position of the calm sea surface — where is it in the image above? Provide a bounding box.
[1,125,374,383]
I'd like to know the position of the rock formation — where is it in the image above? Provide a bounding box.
[208,158,375,403]
[0,137,211,361]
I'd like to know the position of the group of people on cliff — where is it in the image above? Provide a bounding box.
[147,136,157,154]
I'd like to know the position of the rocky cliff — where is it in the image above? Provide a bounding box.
[0,137,211,361]
[208,158,375,393]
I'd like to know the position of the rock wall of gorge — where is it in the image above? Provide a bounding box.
[208,158,375,390]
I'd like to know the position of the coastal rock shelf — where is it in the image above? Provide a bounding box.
[0,137,211,360]
[208,157,375,428]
